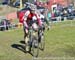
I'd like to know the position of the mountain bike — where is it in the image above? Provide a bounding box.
[25,26,39,57]
[38,25,45,51]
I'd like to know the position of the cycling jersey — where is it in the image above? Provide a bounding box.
[23,10,42,29]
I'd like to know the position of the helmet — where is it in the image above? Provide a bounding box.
[30,4,36,11]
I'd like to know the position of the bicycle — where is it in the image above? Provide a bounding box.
[25,26,39,57]
[38,26,45,51]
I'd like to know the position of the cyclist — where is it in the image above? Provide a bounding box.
[39,9,50,31]
[39,11,45,31]
[22,6,42,52]
[43,9,50,30]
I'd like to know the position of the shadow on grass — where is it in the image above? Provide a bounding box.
[11,43,33,56]
[20,41,25,44]
[11,44,25,53]
[19,40,45,52]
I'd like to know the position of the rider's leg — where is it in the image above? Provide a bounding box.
[23,26,29,52]
[45,18,50,30]
[23,23,29,43]
[25,30,29,52]
[32,23,38,37]
[24,32,28,44]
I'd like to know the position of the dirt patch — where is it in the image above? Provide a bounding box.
[0,5,17,16]
[0,7,3,11]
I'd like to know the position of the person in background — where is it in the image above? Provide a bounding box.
[47,10,51,22]
[43,9,50,30]
[47,10,52,27]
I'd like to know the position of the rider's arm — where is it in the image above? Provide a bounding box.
[23,10,30,28]
[36,14,42,26]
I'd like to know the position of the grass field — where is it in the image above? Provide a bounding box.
[0,20,75,60]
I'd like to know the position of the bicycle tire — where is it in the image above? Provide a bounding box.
[31,39,39,57]
[39,30,45,51]
[40,35,45,51]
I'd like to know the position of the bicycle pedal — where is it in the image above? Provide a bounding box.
[26,47,29,52]
[34,43,38,48]
[41,36,44,39]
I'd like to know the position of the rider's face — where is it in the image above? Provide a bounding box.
[31,10,35,13]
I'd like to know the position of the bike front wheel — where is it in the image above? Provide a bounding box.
[31,39,39,57]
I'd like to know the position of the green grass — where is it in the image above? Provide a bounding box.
[0,21,75,60]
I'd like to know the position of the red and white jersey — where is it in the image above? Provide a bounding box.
[23,10,42,27]
[23,10,30,21]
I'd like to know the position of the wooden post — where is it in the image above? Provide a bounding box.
[20,0,23,9]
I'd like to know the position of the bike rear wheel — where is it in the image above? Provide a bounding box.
[39,30,45,51]
[40,35,45,51]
